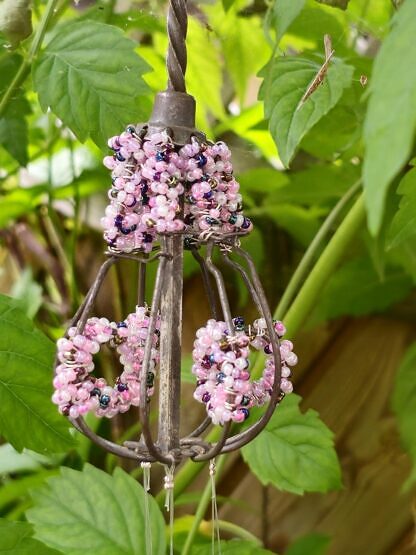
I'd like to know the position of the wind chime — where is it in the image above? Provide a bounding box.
[52,1,297,552]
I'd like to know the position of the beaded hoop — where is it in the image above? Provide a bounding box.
[53,307,160,419]
[192,317,297,425]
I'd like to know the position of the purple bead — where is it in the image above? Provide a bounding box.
[202,392,211,403]
[117,383,128,392]
[153,172,161,182]
[241,408,250,420]
[197,379,207,386]
[143,233,153,243]
[241,217,251,230]
[264,344,272,355]
[201,355,212,369]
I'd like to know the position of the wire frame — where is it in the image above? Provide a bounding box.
[55,231,284,464]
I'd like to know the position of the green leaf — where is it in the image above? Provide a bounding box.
[0,470,58,512]
[11,269,43,319]
[286,533,331,555]
[186,17,225,128]
[0,294,75,454]
[192,540,275,554]
[261,55,353,167]
[0,54,30,165]
[248,203,323,247]
[0,519,58,555]
[311,256,413,323]
[0,443,54,475]
[33,20,151,149]
[271,0,306,41]
[207,8,271,103]
[222,0,237,11]
[392,343,416,487]
[388,168,416,249]
[27,464,166,555]
[363,0,416,234]
[241,394,342,494]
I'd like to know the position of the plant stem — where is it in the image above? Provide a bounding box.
[0,0,61,118]
[275,179,362,319]
[283,193,366,337]
[181,455,227,555]
[212,520,262,545]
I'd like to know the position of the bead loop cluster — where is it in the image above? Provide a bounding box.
[102,126,253,254]
[53,307,160,419]
[192,317,296,425]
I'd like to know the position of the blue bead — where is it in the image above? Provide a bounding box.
[117,321,127,328]
[217,372,226,383]
[196,154,207,168]
[100,394,110,407]
[116,152,126,162]
[91,388,101,397]
[241,408,250,420]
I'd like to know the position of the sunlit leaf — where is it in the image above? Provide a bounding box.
[270,0,306,41]
[363,0,416,234]
[261,55,353,166]
[33,21,151,149]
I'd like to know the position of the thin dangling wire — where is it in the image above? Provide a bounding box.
[209,459,222,555]
[141,462,153,555]
[164,463,175,555]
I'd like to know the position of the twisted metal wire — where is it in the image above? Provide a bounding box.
[167,0,188,92]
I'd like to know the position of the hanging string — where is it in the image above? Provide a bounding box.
[164,463,176,555]
[209,459,222,555]
[141,462,153,555]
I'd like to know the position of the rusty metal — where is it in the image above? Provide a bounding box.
[57,0,285,466]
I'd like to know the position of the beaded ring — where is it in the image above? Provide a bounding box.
[101,126,253,254]
[192,317,297,425]
[53,307,160,419]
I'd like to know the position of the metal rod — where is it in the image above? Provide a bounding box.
[167,0,188,92]
[220,251,263,315]
[191,247,220,319]
[138,262,146,306]
[156,234,183,459]
[205,241,234,331]
[139,253,172,464]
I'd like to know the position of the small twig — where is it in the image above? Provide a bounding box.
[297,34,334,109]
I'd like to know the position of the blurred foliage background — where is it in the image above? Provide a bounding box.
[0,0,416,554]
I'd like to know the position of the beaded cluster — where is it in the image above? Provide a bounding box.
[102,127,253,253]
[53,307,160,419]
[192,317,296,425]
